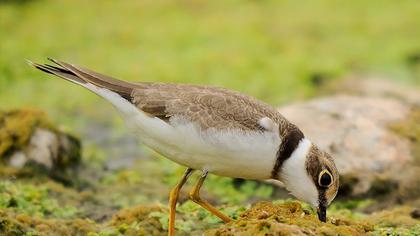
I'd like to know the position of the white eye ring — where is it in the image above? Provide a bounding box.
[318,169,333,187]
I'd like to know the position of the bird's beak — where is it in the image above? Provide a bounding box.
[317,205,327,222]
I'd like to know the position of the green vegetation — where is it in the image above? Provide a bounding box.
[0,181,78,218]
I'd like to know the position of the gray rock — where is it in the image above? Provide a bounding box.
[7,128,80,177]
[278,79,420,197]
[280,95,411,176]
[27,128,59,169]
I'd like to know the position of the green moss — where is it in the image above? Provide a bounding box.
[0,180,79,218]
[0,109,52,158]
[0,198,418,235]
[91,205,166,236]
[103,202,246,235]
[207,201,374,236]
[0,209,98,236]
[371,206,419,228]
[0,211,27,236]
[369,207,420,236]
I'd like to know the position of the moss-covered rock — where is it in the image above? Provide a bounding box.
[0,108,81,183]
[0,109,51,158]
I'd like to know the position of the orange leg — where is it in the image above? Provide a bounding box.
[189,170,233,223]
[168,168,193,236]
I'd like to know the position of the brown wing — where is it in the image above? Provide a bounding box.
[131,83,287,131]
[29,58,289,132]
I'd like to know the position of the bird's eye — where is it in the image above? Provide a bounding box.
[318,170,333,187]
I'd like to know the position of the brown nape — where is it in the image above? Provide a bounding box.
[305,145,339,204]
[270,124,304,179]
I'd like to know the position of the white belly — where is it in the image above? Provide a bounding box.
[86,84,279,180]
[137,117,280,179]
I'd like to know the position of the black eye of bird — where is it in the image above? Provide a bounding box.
[318,170,332,187]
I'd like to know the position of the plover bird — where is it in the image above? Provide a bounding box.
[29,58,339,235]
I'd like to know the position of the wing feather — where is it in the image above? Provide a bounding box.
[30,58,288,131]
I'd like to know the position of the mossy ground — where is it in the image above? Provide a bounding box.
[1,197,418,235]
[0,105,419,235]
[207,201,374,236]
[1,134,418,236]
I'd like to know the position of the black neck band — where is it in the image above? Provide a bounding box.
[271,127,304,179]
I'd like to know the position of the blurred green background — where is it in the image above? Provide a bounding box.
[1,0,419,125]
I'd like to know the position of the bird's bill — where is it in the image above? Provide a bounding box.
[317,205,327,222]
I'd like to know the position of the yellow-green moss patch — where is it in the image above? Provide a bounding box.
[206,201,373,236]
[109,204,166,236]
[370,206,420,229]
[0,209,98,236]
[0,109,52,158]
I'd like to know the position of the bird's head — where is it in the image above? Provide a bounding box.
[279,138,339,222]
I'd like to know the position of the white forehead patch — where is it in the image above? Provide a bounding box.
[280,138,318,207]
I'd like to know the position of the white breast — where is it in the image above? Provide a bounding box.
[85,84,280,180]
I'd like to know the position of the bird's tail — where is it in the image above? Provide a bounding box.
[28,58,135,99]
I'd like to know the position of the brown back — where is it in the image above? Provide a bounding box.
[131,82,288,131]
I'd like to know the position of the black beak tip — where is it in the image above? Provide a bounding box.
[317,207,327,222]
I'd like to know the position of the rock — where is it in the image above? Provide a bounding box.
[278,78,420,200]
[26,128,58,169]
[281,95,411,175]
[0,109,81,181]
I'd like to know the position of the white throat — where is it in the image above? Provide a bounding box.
[280,138,318,207]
